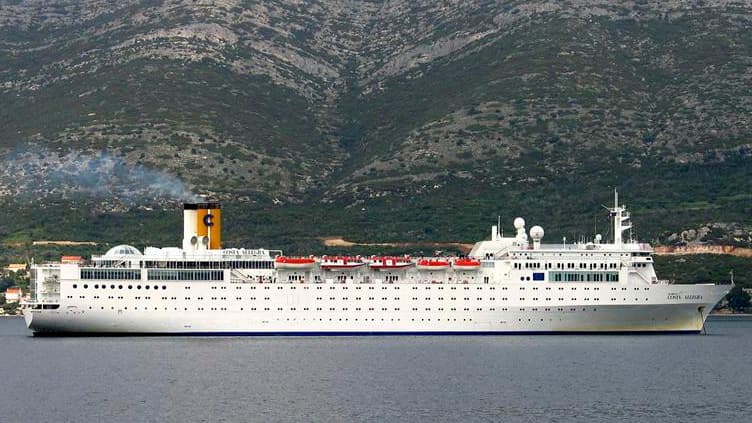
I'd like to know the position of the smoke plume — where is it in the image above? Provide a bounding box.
[0,146,200,207]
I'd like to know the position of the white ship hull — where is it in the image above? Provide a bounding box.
[24,281,728,335]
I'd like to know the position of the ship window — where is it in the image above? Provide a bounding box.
[147,269,223,281]
[81,269,141,280]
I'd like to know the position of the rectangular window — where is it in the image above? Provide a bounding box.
[81,269,141,280]
[548,271,619,283]
[147,269,224,281]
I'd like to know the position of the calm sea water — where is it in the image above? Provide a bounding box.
[0,316,750,422]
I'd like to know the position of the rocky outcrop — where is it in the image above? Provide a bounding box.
[654,245,752,258]
[0,1,750,245]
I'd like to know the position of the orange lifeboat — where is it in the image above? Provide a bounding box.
[453,258,481,271]
[416,258,451,271]
[368,256,414,271]
[320,256,366,271]
[274,256,316,270]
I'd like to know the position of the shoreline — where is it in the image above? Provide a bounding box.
[708,313,752,319]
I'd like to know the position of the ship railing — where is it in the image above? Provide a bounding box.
[628,270,656,285]
[489,247,511,258]
[228,270,276,284]
[229,269,256,284]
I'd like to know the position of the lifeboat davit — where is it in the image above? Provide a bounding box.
[416,259,451,271]
[453,258,481,271]
[368,256,414,271]
[274,256,316,270]
[320,256,366,271]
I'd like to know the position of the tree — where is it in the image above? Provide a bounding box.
[1,301,19,315]
[726,286,751,312]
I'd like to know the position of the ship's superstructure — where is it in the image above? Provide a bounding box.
[23,194,731,335]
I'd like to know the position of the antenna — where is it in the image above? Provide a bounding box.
[594,213,597,237]
[614,188,619,209]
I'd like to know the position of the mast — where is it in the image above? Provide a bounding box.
[611,190,632,245]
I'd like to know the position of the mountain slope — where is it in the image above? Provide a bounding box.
[0,0,750,249]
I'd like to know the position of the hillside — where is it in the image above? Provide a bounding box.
[0,0,750,251]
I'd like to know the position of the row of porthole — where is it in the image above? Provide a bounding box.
[87,305,612,314]
[73,284,167,290]
[85,306,482,321]
[72,296,649,304]
[213,285,497,290]
[88,305,589,314]
[88,306,592,313]
[521,308,597,312]
[85,306,612,314]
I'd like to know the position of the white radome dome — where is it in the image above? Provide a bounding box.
[530,226,544,240]
[105,244,142,256]
[513,217,526,230]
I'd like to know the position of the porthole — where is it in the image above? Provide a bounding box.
[73,284,78,289]
[83,284,88,289]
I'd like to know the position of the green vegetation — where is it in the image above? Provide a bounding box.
[1,301,20,315]
[653,255,752,288]
[0,272,27,295]
[726,286,751,312]
[0,2,750,283]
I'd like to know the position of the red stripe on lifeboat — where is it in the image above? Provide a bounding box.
[275,256,316,269]
[453,258,481,271]
[416,259,451,270]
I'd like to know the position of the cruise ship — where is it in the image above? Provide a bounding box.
[23,193,731,335]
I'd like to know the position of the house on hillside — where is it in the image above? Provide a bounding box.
[4,263,26,274]
[4,287,23,303]
[61,256,83,264]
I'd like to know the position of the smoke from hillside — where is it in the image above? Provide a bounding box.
[0,146,200,207]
